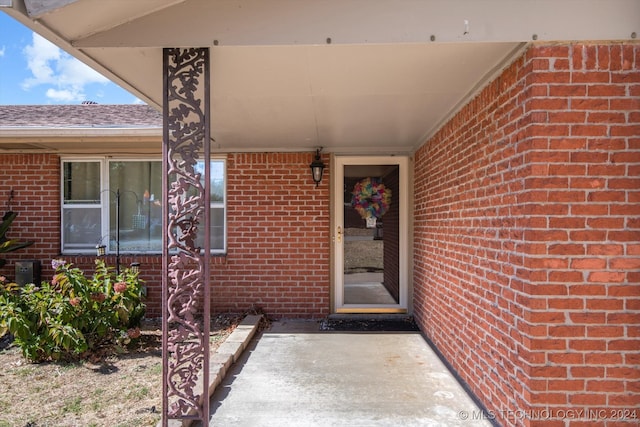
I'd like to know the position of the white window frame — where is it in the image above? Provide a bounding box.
[61,158,103,254]
[196,158,227,254]
[61,157,227,255]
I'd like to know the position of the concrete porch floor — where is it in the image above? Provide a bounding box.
[206,320,493,426]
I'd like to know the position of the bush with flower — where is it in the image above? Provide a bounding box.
[0,259,145,362]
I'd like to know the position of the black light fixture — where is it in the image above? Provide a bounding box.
[130,262,140,275]
[310,147,325,187]
[96,244,106,257]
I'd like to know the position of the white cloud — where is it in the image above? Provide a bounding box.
[0,46,5,57]
[21,33,109,102]
[45,88,78,102]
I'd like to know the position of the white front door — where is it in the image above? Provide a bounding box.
[333,156,409,313]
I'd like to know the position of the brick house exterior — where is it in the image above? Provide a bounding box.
[1,42,638,426]
[414,43,639,426]
[0,150,330,320]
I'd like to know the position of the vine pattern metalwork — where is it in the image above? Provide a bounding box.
[162,47,211,426]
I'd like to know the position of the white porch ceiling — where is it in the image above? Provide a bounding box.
[2,0,639,154]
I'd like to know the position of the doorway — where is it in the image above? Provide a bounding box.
[333,156,409,313]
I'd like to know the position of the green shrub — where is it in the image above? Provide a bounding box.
[0,211,34,268]
[0,259,145,362]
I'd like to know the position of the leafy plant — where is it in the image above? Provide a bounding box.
[0,211,34,268]
[0,259,145,362]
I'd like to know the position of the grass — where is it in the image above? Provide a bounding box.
[344,227,384,273]
[63,397,83,414]
[127,385,150,400]
[0,315,240,427]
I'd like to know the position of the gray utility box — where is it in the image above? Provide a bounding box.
[15,260,41,286]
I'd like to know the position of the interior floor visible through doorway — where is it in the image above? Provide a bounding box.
[344,272,395,304]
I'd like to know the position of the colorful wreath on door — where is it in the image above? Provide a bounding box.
[350,177,392,220]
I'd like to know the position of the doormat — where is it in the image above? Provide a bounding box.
[320,316,419,332]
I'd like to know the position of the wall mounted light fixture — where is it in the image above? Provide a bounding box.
[310,147,325,187]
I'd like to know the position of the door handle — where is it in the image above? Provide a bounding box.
[336,226,342,243]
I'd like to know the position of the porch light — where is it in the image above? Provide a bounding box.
[310,147,325,187]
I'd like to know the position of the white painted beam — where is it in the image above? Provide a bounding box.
[1,3,161,109]
[35,0,188,41]
[71,0,640,47]
[23,0,80,18]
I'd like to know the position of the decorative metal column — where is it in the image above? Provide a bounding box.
[162,47,211,426]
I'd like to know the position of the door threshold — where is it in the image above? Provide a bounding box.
[329,312,412,320]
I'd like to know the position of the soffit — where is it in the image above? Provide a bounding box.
[3,0,638,154]
[0,132,161,154]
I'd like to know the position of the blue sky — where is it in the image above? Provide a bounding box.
[0,12,140,105]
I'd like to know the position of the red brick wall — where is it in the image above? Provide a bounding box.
[211,152,330,318]
[414,42,640,427]
[413,48,531,425]
[0,154,60,273]
[0,152,330,319]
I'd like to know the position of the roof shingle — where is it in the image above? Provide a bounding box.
[0,104,162,128]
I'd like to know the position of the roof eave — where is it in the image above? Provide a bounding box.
[0,127,161,138]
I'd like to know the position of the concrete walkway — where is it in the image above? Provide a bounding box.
[207,320,492,427]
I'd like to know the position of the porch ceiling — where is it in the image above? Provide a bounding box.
[2,0,638,154]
